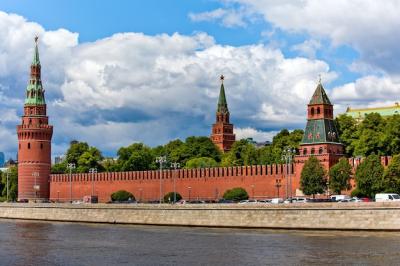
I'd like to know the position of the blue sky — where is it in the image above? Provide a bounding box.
[0,0,399,159]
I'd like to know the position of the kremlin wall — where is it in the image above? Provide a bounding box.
[16,38,394,203]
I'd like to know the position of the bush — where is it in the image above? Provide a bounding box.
[164,192,182,203]
[223,187,248,201]
[111,190,135,202]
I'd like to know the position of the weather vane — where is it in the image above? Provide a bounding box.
[318,74,322,84]
[34,35,39,43]
[220,74,224,83]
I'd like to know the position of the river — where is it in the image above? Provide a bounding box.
[0,219,399,265]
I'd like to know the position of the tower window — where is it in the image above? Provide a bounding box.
[40,143,43,149]
[19,144,21,150]
[319,147,323,154]
[317,107,320,114]
[303,148,307,155]
[311,108,314,116]
[28,143,31,149]
[311,148,315,154]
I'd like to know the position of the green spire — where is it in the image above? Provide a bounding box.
[32,36,40,65]
[25,36,46,106]
[309,78,332,105]
[217,75,229,113]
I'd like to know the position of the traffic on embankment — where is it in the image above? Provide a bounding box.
[0,202,400,231]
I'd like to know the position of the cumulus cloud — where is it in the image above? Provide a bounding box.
[235,127,278,142]
[213,0,400,74]
[0,10,338,158]
[188,8,248,28]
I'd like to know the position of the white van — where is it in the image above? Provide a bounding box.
[271,198,284,204]
[375,193,400,202]
[330,195,350,202]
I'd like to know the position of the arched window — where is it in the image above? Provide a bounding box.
[311,107,315,116]
[28,143,31,149]
[319,147,323,154]
[303,148,307,155]
[311,148,315,154]
[317,107,321,114]
[40,143,43,149]
[19,144,21,150]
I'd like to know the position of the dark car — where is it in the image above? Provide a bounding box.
[217,199,235,204]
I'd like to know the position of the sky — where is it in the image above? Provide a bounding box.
[0,0,399,159]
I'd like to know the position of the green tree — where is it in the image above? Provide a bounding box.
[1,166,18,201]
[101,158,120,172]
[77,147,104,173]
[383,115,400,155]
[382,154,400,194]
[328,158,352,194]
[336,114,357,156]
[117,143,155,171]
[163,192,182,203]
[300,156,327,198]
[183,136,222,164]
[66,140,90,165]
[353,113,386,156]
[51,162,67,174]
[223,187,249,201]
[354,154,384,198]
[185,157,218,169]
[221,139,258,166]
[111,190,135,202]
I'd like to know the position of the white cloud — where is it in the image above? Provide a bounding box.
[235,127,278,142]
[188,8,248,28]
[222,0,400,74]
[0,10,339,158]
[291,39,321,59]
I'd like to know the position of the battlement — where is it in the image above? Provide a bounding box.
[50,163,295,183]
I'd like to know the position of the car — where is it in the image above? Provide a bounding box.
[271,198,284,204]
[257,199,271,204]
[375,193,400,202]
[330,195,350,202]
[360,197,372,202]
[217,199,235,204]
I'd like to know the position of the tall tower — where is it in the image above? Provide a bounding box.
[294,79,343,185]
[17,37,53,201]
[211,75,235,152]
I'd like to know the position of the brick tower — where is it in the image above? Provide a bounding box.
[211,75,235,152]
[294,79,344,190]
[17,37,53,201]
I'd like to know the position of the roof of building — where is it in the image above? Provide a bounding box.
[301,119,341,145]
[309,81,332,105]
[345,103,400,120]
[25,37,46,105]
[217,76,229,113]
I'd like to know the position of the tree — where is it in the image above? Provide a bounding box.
[77,147,104,173]
[51,162,67,174]
[328,158,352,194]
[117,143,155,171]
[354,154,384,198]
[1,166,18,201]
[383,115,400,155]
[300,156,327,198]
[65,141,90,165]
[185,157,218,169]
[163,192,182,203]
[336,114,357,156]
[382,154,400,194]
[221,139,258,166]
[111,190,135,202]
[353,113,385,156]
[182,136,222,164]
[223,187,249,201]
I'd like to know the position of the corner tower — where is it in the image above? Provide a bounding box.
[17,37,53,201]
[211,75,235,152]
[295,79,343,174]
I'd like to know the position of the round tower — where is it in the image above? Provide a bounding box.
[17,37,53,201]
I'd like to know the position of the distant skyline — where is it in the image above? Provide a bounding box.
[0,0,399,159]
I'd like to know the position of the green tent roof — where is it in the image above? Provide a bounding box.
[217,83,229,113]
[25,38,45,105]
[301,119,340,144]
[309,82,331,105]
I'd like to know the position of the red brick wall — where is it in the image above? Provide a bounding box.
[49,156,393,203]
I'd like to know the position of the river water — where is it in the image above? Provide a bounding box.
[0,219,399,266]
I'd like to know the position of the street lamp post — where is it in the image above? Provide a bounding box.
[275,178,282,197]
[188,186,191,201]
[6,169,9,202]
[89,168,97,197]
[170,162,180,203]
[282,147,296,200]
[68,163,76,203]
[32,172,39,201]
[139,188,143,203]
[57,191,60,202]
[251,184,255,199]
[156,156,167,204]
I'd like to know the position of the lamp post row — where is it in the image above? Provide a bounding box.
[282,147,296,200]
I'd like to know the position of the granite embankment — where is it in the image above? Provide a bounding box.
[0,202,399,230]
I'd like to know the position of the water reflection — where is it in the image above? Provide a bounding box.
[0,219,399,266]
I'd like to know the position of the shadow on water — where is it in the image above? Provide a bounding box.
[0,219,399,265]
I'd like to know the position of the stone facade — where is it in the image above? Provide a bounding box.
[17,38,53,200]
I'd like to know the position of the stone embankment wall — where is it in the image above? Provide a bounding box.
[1,202,400,230]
